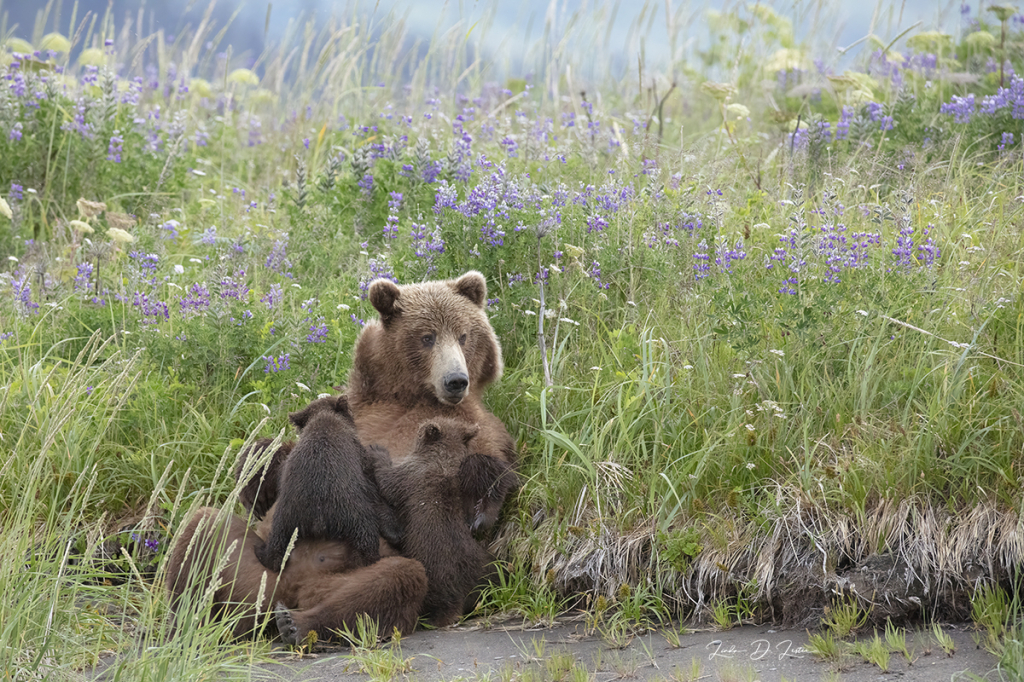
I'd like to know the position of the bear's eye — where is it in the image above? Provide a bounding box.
[422,333,435,348]
[459,333,467,346]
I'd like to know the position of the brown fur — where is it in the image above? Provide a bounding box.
[256,395,402,572]
[347,271,518,533]
[165,507,425,642]
[377,418,493,626]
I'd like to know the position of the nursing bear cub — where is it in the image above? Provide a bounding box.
[254,395,402,573]
[378,418,494,626]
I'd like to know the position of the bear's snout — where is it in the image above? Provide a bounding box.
[443,372,469,400]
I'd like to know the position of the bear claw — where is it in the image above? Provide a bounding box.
[275,602,300,645]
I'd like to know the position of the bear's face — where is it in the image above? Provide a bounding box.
[414,418,480,460]
[368,271,501,406]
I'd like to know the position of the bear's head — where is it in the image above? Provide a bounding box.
[288,394,352,431]
[415,418,480,458]
[366,271,502,406]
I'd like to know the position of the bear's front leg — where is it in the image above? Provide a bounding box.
[458,454,519,534]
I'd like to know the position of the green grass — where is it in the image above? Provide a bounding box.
[3,0,1024,677]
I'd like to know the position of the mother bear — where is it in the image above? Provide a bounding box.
[170,271,518,640]
[242,270,518,533]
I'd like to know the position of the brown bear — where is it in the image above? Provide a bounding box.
[256,395,402,573]
[238,271,518,534]
[165,506,427,642]
[231,271,518,628]
[347,270,518,534]
[378,418,496,626]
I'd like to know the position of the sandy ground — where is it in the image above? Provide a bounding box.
[253,618,1002,682]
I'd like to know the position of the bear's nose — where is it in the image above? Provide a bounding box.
[444,373,469,395]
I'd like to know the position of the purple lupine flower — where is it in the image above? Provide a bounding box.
[410,222,445,275]
[219,271,250,301]
[586,215,608,233]
[9,184,23,202]
[357,173,374,197]
[262,354,290,373]
[979,75,1024,119]
[133,291,169,324]
[358,258,398,299]
[940,94,976,124]
[588,261,610,289]
[917,224,940,267]
[891,218,915,271]
[161,220,180,240]
[265,240,293,277]
[11,271,39,316]
[693,241,711,281]
[129,251,161,287]
[261,283,283,309]
[8,122,22,142]
[433,181,459,213]
[74,262,93,291]
[714,238,746,274]
[507,272,524,287]
[1000,132,1015,151]
[200,226,217,245]
[779,277,799,295]
[179,283,211,318]
[501,136,518,157]
[61,99,93,139]
[306,317,328,343]
[836,106,853,141]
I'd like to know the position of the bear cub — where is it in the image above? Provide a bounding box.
[377,417,495,626]
[255,395,402,573]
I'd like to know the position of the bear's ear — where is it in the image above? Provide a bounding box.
[289,403,314,430]
[418,420,443,446]
[451,271,487,308]
[369,279,401,321]
[333,394,352,418]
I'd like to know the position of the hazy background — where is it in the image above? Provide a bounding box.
[1,0,973,76]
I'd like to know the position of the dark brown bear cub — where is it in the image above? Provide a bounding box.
[255,395,401,573]
[377,418,495,626]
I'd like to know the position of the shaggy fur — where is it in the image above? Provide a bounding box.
[378,418,496,626]
[255,395,402,573]
[347,271,518,534]
[165,507,426,641]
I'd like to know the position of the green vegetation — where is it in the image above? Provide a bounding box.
[2,0,1024,678]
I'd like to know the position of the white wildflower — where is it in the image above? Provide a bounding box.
[173,264,184,274]
[107,227,135,244]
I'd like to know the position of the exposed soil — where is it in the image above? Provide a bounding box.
[252,617,1000,682]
